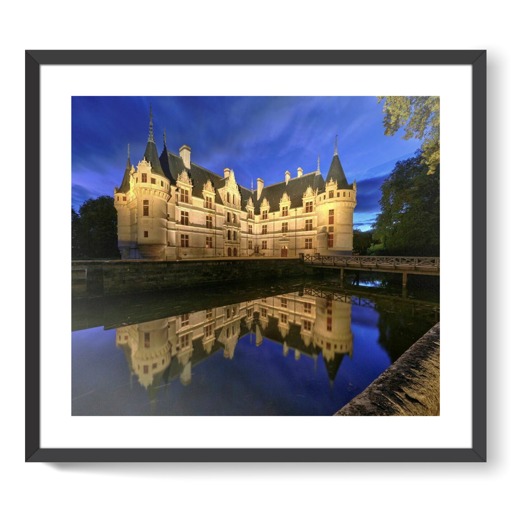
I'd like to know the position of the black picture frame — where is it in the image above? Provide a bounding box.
[25,49,486,463]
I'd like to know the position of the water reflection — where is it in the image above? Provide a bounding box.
[72,283,438,416]
[115,292,354,391]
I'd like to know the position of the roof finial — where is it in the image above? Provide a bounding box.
[334,134,338,156]
[148,105,154,143]
[163,128,167,146]
[127,143,130,159]
[317,154,320,171]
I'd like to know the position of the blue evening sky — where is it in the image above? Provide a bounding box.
[72,96,422,231]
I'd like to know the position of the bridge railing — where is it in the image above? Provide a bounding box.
[303,254,439,271]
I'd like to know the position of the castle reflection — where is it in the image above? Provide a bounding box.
[115,290,353,391]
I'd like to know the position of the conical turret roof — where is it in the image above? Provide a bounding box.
[325,135,350,189]
[143,106,165,177]
[117,145,132,193]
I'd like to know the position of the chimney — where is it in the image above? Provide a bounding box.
[297,167,303,177]
[257,178,264,200]
[285,170,291,184]
[179,145,191,169]
[224,168,230,179]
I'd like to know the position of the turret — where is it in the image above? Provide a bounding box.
[316,135,357,255]
[114,144,135,258]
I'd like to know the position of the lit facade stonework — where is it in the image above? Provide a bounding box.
[114,112,356,260]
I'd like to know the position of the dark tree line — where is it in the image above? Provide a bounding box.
[371,153,439,256]
[72,196,120,259]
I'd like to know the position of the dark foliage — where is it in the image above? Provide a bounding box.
[72,196,120,259]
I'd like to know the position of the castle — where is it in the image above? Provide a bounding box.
[114,110,356,260]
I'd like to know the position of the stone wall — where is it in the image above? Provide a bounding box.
[335,323,440,416]
[72,258,310,298]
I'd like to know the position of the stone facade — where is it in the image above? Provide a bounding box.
[114,111,356,260]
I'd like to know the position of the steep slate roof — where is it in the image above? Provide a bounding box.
[253,171,325,214]
[325,154,350,189]
[143,139,165,177]
[117,155,132,193]
[157,145,354,214]
[159,148,256,207]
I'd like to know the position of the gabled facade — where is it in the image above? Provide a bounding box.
[114,111,357,260]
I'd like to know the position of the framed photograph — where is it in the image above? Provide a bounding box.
[26,50,486,462]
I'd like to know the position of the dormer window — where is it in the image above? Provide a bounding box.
[262,210,268,220]
[142,173,147,183]
[281,206,289,217]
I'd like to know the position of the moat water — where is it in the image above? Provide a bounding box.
[72,277,439,416]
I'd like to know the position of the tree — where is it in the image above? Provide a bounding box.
[72,208,82,258]
[378,96,439,175]
[352,229,373,255]
[74,196,120,259]
[373,154,439,256]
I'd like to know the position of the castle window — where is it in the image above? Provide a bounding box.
[144,332,150,348]
[181,313,189,327]
[152,362,157,369]
[304,303,312,314]
[262,210,268,220]
[348,192,351,198]
[161,181,164,187]
[123,197,126,201]
[327,317,332,332]
[180,189,189,203]
[329,190,334,198]
[248,210,254,220]
[305,219,313,230]
[233,247,238,256]
[205,196,213,209]
[144,231,149,238]
[343,191,346,197]
[151,178,156,185]
[248,240,253,250]
[206,308,213,319]
[206,236,213,248]
[181,211,189,225]
[204,324,213,338]
[328,233,334,248]
[329,209,334,224]
[227,212,231,223]
[261,308,267,318]
[233,231,237,241]
[303,320,312,331]
[248,224,253,234]
[233,214,237,224]
[305,201,313,213]
[181,234,189,247]
[282,222,288,233]
[227,192,231,203]
[261,241,268,250]
[280,313,288,324]
[143,365,149,374]
[143,200,149,216]
[262,225,268,235]
[206,215,213,229]
[227,230,231,241]
[281,206,289,217]
[305,238,312,249]
[227,247,232,256]
[142,174,147,183]
[281,298,288,308]
[179,334,189,348]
